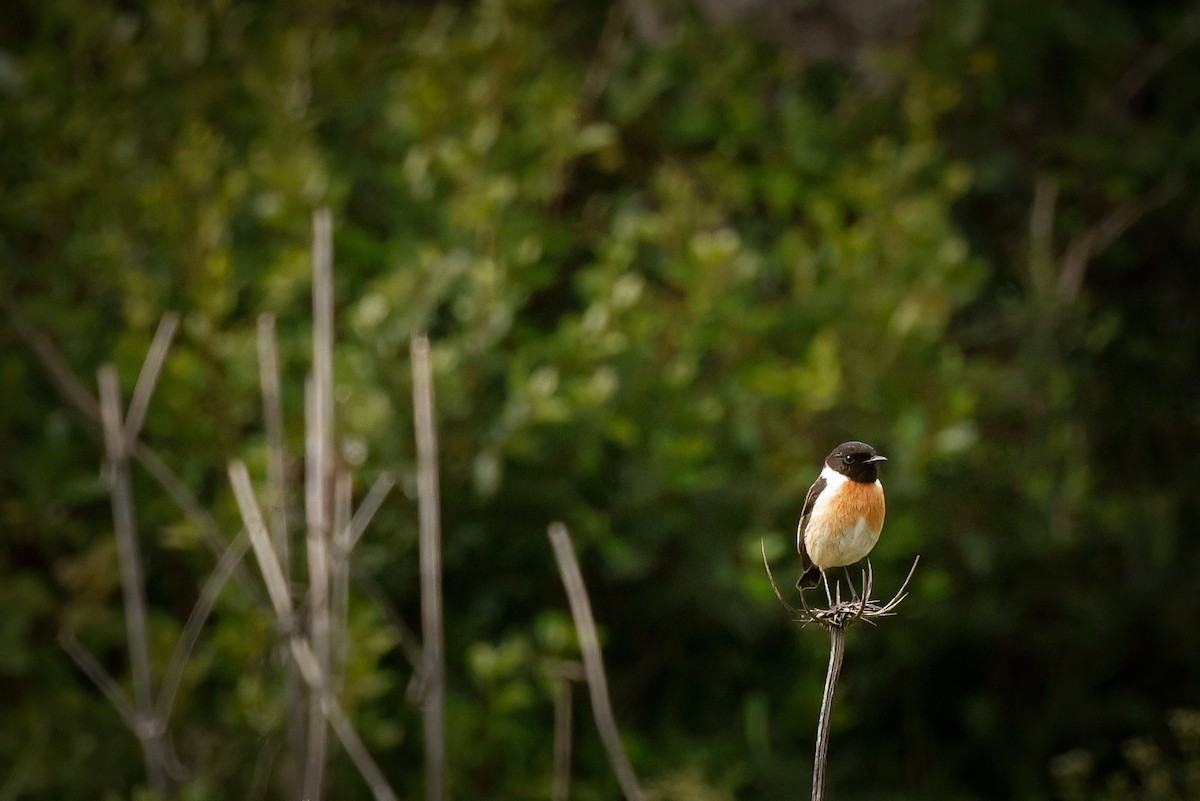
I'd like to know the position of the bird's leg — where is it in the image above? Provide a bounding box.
[821,570,834,607]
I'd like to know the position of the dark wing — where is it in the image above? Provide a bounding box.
[796,476,826,568]
[795,476,827,589]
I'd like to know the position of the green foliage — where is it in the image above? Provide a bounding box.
[3,0,1200,799]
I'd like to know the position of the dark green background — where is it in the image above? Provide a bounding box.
[3,0,1199,799]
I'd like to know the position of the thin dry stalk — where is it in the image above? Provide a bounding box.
[760,546,920,801]
[302,207,337,801]
[547,522,644,801]
[290,638,400,801]
[303,378,332,801]
[58,629,139,729]
[8,313,259,597]
[230,462,294,618]
[124,311,179,443]
[332,468,353,693]
[156,529,251,725]
[411,333,447,801]
[547,661,584,801]
[346,472,397,552]
[98,365,169,794]
[552,678,573,801]
[255,312,304,798]
[811,626,844,801]
[230,461,400,801]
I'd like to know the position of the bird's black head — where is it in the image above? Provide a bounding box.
[825,440,887,483]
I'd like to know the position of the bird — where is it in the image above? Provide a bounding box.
[796,441,888,594]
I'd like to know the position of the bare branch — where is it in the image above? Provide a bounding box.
[228,461,294,621]
[547,522,644,801]
[58,630,139,730]
[552,672,575,801]
[304,206,336,801]
[811,626,845,801]
[124,312,180,443]
[255,312,304,797]
[332,468,353,693]
[411,333,447,801]
[98,365,169,794]
[289,637,400,801]
[761,548,921,801]
[303,378,332,801]
[4,311,101,423]
[8,314,260,598]
[156,528,251,724]
[346,472,397,552]
[230,462,399,801]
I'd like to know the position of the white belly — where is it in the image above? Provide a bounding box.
[806,514,880,568]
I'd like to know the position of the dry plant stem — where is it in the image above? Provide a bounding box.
[98,365,169,795]
[255,313,304,798]
[551,675,575,801]
[759,546,921,801]
[411,334,447,801]
[156,528,250,724]
[332,468,353,693]
[10,314,260,598]
[58,629,139,729]
[547,522,645,801]
[124,311,179,443]
[811,625,845,801]
[346,472,397,551]
[304,205,337,801]
[229,461,400,801]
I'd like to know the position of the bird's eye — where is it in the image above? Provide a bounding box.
[843,454,853,464]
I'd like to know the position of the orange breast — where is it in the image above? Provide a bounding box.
[828,480,885,535]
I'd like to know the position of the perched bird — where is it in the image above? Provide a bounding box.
[797,441,888,592]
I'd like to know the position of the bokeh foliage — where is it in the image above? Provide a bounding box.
[2,0,1199,799]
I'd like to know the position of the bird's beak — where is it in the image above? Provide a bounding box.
[865,455,888,464]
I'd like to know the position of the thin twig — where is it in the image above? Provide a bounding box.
[290,637,400,801]
[156,528,251,724]
[2,305,101,422]
[255,312,304,798]
[411,333,446,801]
[548,661,584,801]
[7,313,259,597]
[547,522,644,801]
[346,472,397,552]
[303,379,331,801]
[761,546,921,801]
[98,365,169,795]
[303,206,337,801]
[58,630,139,730]
[552,677,573,801]
[230,462,294,620]
[811,626,845,801]
[124,312,180,443]
[332,468,353,694]
[131,442,262,599]
[230,461,399,801]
